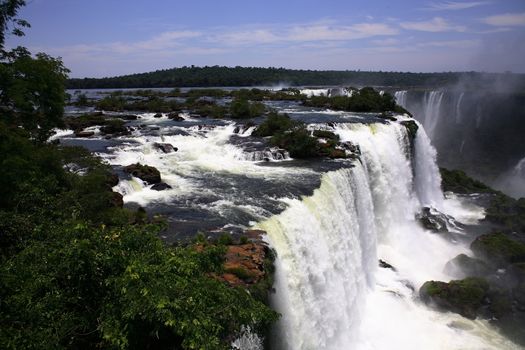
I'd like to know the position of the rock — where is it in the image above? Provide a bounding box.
[106,173,119,188]
[444,254,491,278]
[151,182,172,191]
[124,163,161,184]
[167,112,185,121]
[313,130,340,141]
[379,259,396,271]
[340,141,361,155]
[111,191,124,208]
[419,277,490,319]
[74,130,95,138]
[400,120,419,141]
[120,114,138,120]
[100,119,129,136]
[328,148,347,159]
[416,206,458,233]
[471,232,525,267]
[153,142,177,153]
[153,113,163,118]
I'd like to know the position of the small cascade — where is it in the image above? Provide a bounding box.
[455,92,464,123]
[422,91,444,139]
[413,123,444,209]
[241,148,290,162]
[299,88,329,97]
[394,91,407,108]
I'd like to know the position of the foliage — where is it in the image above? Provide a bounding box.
[251,112,299,137]
[229,98,265,119]
[303,87,406,113]
[0,51,69,141]
[419,277,489,319]
[471,232,525,265]
[439,168,494,194]
[0,222,278,349]
[271,126,319,158]
[66,66,525,91]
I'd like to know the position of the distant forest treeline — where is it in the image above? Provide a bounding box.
[67,66,525,90]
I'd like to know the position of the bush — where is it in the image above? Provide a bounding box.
[271,127,319,158]
[251,112,299,137]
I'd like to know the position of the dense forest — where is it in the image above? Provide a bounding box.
[67,66,525,90]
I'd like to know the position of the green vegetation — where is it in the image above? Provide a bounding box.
[419,277,490,319]
[471,232,525,265]
[66,66,525,91]
[303,87,407,114]
[252,112,353,159]
[251,112,300,137]
[229,98,266,119]
[0,3,278,349]
[440,168,494,194]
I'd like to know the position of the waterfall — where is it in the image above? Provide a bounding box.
[260,121,516,350]
[260,166,377,350]
[455,92,464,124]
[413,123,443,209]
[421,91,444,139]
[394,91,407,108]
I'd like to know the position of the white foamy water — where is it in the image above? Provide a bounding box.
[259,121,519,350]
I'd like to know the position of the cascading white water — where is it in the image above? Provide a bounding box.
[261,121,518,350]
[422,91,444,139]
[455,92,464,123]
[413,123,444,209]
[299,88,329,97]
[394,91,407,109]
[260,166,377,350]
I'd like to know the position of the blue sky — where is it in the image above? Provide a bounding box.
[7,0,525,77]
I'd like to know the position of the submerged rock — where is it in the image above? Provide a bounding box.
[124,163,161,184]
[151,182,172,191]
[419,277,490,319]
[153,142,177,153]
[167,112,185,121]
[379,259,396,271]
[74,130,95,138]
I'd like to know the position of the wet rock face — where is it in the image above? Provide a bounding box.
[124,163,161,184]
[151,182,172,191]
[74,130,95,138]
[416,206,460,233]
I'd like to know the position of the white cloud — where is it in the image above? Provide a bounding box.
[213,22,399,45]
[400,17,466,32]
[482,13,525,26]
[425,1,490,11]
[372,38,400,46]
[417,39,481,48]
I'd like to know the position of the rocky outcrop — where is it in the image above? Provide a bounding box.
[153,142,177,153]
[124,163,161,184]
[444,254,491,278]
[74,130,95,138]
[419,277,490,319]
[400,120,418,142]
[471,232,525,267]
[416,206,461,233]
[151,182,172,191]
[100,119,129,136]
[153,113,163,118]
